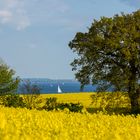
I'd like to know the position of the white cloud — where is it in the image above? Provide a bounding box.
[0,0,70,30]
[0,10,12,17]
[0,0,83,31]
[0,0,30,30]
[0,10,12,23]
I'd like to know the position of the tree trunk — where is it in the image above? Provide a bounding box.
[130,95,139,114]
[129,88,140,114]
[128,60,140,114]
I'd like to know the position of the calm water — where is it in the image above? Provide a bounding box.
[18,78,97,94]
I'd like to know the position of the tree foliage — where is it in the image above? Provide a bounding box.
[69,10,140,114]
[0,59,19,95]
[19,80,41,109]
[19,80,40,94]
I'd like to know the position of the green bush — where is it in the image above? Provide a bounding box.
[3,94,25,108]
[23,94,41,109]
[57,103,83,113]
[42,97,83,113]
[68,103,83,112]
[1,95,84,113]
[43,97,58,110]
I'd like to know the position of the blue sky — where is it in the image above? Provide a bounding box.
[0,0,139,79]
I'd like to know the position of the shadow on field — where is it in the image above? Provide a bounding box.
[86,107,131,115]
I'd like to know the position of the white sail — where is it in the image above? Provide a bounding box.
[58,85,62,93]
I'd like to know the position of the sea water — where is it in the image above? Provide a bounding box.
[18,78,97,94]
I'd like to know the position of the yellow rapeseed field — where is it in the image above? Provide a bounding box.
[0,107,140,140]
[40,92,95,107]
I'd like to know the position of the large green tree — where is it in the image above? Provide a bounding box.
[69,10,140,114]
[0,59,19,95]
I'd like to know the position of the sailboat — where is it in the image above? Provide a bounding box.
[58,85,62,93]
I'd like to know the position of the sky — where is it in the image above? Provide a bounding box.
[0,0,139,79]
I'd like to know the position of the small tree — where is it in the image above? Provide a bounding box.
[19,80,40,109]
[0,59,19,95]
[69,10,140,114]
